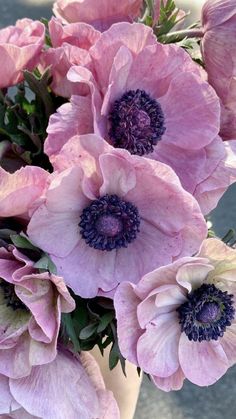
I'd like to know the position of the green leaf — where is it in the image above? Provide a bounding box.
[62,313,80,352]
[79,323,98,340]
[10,234,38,251]
[97,312,114,333]
[34,254,57,274]
[109,342,120,370]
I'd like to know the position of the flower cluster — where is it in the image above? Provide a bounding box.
[0,0,236,416]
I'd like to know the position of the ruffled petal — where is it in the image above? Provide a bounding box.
[114,282,141,364]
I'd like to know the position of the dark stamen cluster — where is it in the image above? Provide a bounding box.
[109,89,166,156]
[0,279,28,311]
[177,283,235,342]
[79,194,140,251]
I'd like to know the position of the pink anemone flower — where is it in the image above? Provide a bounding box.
[53,0,143,31]
[40,18,100,98]
[0,19,45,88]
[202,0,236,141]
[28,134,207,298]
[114,238,236,390]
[0,245,75,379]
[45,22,236,214]
[0,350,119,418]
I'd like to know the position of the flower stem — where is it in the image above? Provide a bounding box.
[160,28,204,42]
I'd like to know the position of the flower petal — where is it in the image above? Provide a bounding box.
[179,333,229,386]
[137,312,181,377]
[114,282,141,364]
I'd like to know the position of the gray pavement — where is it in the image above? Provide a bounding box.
[1,1,236,418]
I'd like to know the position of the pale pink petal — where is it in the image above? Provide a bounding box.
[67,65,105,135]
[80,352,120,419]
[126,42,202,98]
[40,44,91,98]
[152,367,185,392]
[0,334,31,379]
[0,248,23,284]
[90,22,156,87]
[137,284,187,328]
[45,95,93,159]
[49,17,100,49]
[137,312,181,377]
[27,204,81,258]
[197,238,236,262]
[159,72,220,149]
[134,257,209,300]
[176,262,215,293]
[113,219,182,286]
[0,374,20,414]
[179,333,229,386]
[53,0,143,30]
[0,167,48,218]
[9,350,99,419]
[194,140,236,214]
[99,152,137,197]
[52,240,117,297]
[114,282,141,364]
[27,167,90,257]
[221,323,236,366]
[0,19,45,88]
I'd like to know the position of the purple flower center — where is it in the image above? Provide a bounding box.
[0,279,27,311]
[108,89,166,156]
[177,283,235,342]
[196,301,220,323]
[79,194,140,251]
[95,215,123,238]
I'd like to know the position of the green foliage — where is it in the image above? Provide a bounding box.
[0,68,56,171]
[34,254,57,274]
[61,295,126,373]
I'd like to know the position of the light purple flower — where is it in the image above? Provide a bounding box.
[0,245,75,379]
[0,19,45,88]
[114,238,236,390]
[45,22,236,214]
[202,0,236,141]
[28,134,207,298]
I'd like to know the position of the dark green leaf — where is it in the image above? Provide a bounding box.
[79,323,98,340]
[62,313,80,352]
[109,342,120,370]
[97,312,114,333]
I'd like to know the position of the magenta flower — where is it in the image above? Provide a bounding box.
[28,134,207,298]
[53,0,143,30]
[0,18,45,88]
[114,238,236,390]
[40,17,100,97]
[202,0,236,141]
[45,22,236,214]
[0,245,75,379]
[0,350,119,418]
[0,166,49,219]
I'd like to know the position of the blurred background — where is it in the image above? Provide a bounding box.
[0,0,236,417]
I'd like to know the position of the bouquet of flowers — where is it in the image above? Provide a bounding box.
[1,0,236,417]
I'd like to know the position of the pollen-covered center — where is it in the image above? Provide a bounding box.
[79,194,140,251]
[177,283,235,342]
[0,279,27,311]
[108,89,166,156]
